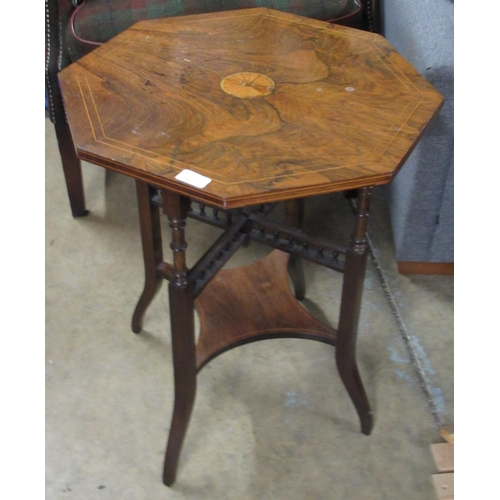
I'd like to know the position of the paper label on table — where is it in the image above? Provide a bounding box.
[175,169,212,189]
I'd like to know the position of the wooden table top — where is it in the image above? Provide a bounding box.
[59,8,443,209]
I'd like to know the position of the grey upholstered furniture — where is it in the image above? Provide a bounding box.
[380,0,454,274]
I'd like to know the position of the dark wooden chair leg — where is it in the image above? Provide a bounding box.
[161,192,196,486]
[46,0,88,218]
[54,110,88,217]
[132,181,164,333]
[336,187,373,435]
[285,198,306,300]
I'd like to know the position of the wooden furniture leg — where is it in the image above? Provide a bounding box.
[336,187,374,435]
[132,181,164,333]
[47,48,88,217]
[161,192,197,487]
[54,111,88,217]
[285,199,306,300]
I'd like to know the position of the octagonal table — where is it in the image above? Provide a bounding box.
[59,8,443,486]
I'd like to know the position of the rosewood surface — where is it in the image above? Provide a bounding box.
[59,8,443,209]
[195,249,337,371]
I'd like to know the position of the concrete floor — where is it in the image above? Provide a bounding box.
[46,118,453,499]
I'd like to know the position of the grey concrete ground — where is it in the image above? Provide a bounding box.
[46,118,453,499]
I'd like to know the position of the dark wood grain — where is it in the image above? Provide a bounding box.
[54,116,88,217]
[132,181,164,333]
[163,280,196,487]
[336,187,373,435]
[161,192,196,487]
[59,8,443,209]
[397,261,454,276]
[194,249,337,371]
[285,199,306,300]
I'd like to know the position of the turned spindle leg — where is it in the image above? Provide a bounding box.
[162,192,197,487]
[132,181,164,333]
[336,187,373,435]
[285,198,306,300]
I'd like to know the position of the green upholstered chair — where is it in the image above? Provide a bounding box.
[46,0,381,217]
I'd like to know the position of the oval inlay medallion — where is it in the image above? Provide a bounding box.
[221,72,275,98]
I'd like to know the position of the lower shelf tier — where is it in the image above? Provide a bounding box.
[194,250,337,371]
